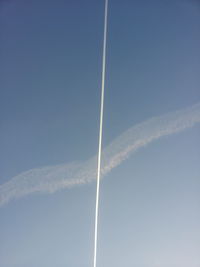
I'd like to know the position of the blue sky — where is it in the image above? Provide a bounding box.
[0,0,200,266]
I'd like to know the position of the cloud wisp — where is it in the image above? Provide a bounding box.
[0,103,200,207]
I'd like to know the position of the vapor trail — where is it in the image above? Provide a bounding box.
[0,102,200,207]
[93,0,108,266]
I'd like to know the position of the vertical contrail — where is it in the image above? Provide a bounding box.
[93,1,108,267]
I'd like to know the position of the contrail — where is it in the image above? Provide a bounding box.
[0,102,200,207]
[93,0,108,266]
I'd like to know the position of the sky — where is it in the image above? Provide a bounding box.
[0,0,200,267]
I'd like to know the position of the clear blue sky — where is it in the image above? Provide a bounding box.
[0,1,200,266]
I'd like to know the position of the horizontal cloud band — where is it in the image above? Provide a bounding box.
[0,103,200,206]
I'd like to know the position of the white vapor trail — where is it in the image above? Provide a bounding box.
[93,0,108,266]
[0,102,200,207]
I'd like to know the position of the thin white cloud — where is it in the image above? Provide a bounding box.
[0,103,200,206]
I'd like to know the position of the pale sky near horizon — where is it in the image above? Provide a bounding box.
[0,0,200,267]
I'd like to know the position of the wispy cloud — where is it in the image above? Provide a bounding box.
[0,103,200,206]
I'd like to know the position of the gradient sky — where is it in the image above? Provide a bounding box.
[0,0,200,267]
